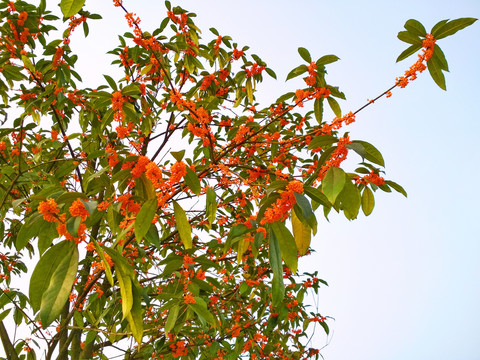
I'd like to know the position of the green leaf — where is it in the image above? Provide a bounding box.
[246,77,253,104]
[327,96,341,117]
[93,241,114,286]
[431,19,449,36]
[269,231,284,307]
[307,135,337,150]
[265,68,277,79]
[314,97,323,124]
[304,186,331,208]
[338,179,361,220]
[185,167,201,195]
[298,47,312,63]
[347,140,385,167]
[432,18,477,39]
[60,0,85,17]
[126,283,144,343]
[427,57,446,90]
[316,55,340,66]
[29,241,76,313]
[396,44,422,63]
[206,187,217,226]
[165,304,180,334]
[104,75,117,91]
[397,31,422,45]
[291,211,311,256]
[293,193,317,234]
[104,248,134,320]
[432,45,449,71]
[286,64,308,81]
[385,180,407,197]
[16,213,43,251]
[188,297,216,326]
[171,150,185,162]
[135,198,157,242]
[173,201,192,249]
[322,167,346,204]
[361,186,375,216]
[40,244,78,327]
[404,19,426,37]
[271,221,298,273]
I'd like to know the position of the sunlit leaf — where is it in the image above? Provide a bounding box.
[60,0,85,17]
[322,167,346,204]
[291,211,311,256]
[173,201,192,249]
[271,221,298,273]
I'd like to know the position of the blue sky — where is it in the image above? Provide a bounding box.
[71,0,480,359]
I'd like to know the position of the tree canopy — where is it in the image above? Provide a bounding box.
[0,0,476,359]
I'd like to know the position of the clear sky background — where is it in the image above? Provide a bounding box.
[55,0,480,359]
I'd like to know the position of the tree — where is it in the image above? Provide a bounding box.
[0,0,476,358]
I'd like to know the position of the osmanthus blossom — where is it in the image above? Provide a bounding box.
[0,0,475,359]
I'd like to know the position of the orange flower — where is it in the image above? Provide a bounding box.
[111,91,124,111]
[69,199,89,221]
[169,161,186,184]
[38,198,60,222]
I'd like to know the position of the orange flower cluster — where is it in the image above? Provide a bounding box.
[38,198,60,222]
[305,61,317,86]
[317,136,352,181]
[167,11,188,31]
[260,180,304,225]
[294,87,331,107]
[320,111,356,134]
[214,35,222,55]
[354,171,385,186]
[69,199,89,221]
[38,198,90,243]
[245,63,265,78]
[105,144,119,168]
[232,48,244,60]
[396,34,436,88]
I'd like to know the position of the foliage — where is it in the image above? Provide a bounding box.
[0,0,475,358]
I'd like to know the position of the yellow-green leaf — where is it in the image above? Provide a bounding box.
[291,211,311,256]
[135,198,157,242]
[271,221,298,274]
[361,186,375,216]
[173,201,192,249]
[60,0,85,17]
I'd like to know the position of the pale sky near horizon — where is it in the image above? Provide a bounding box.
[8,0,480,359]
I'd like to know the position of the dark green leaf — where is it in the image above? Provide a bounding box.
[307,135,337,150]
[298,47,312,63]
[396,44,422,63]
[316,55,340,66]
[348,140,385,167]
[404,19,427,37]
[385,180,407,197]
[269,231,284,307]
[286,65,308,81]
[314,97,323,124]
[397,31,422,45]
[427,57,446,90]
[327,97,341,117]
[432,18,477,39]
[432,45,449,71]
[104,75,117,91]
